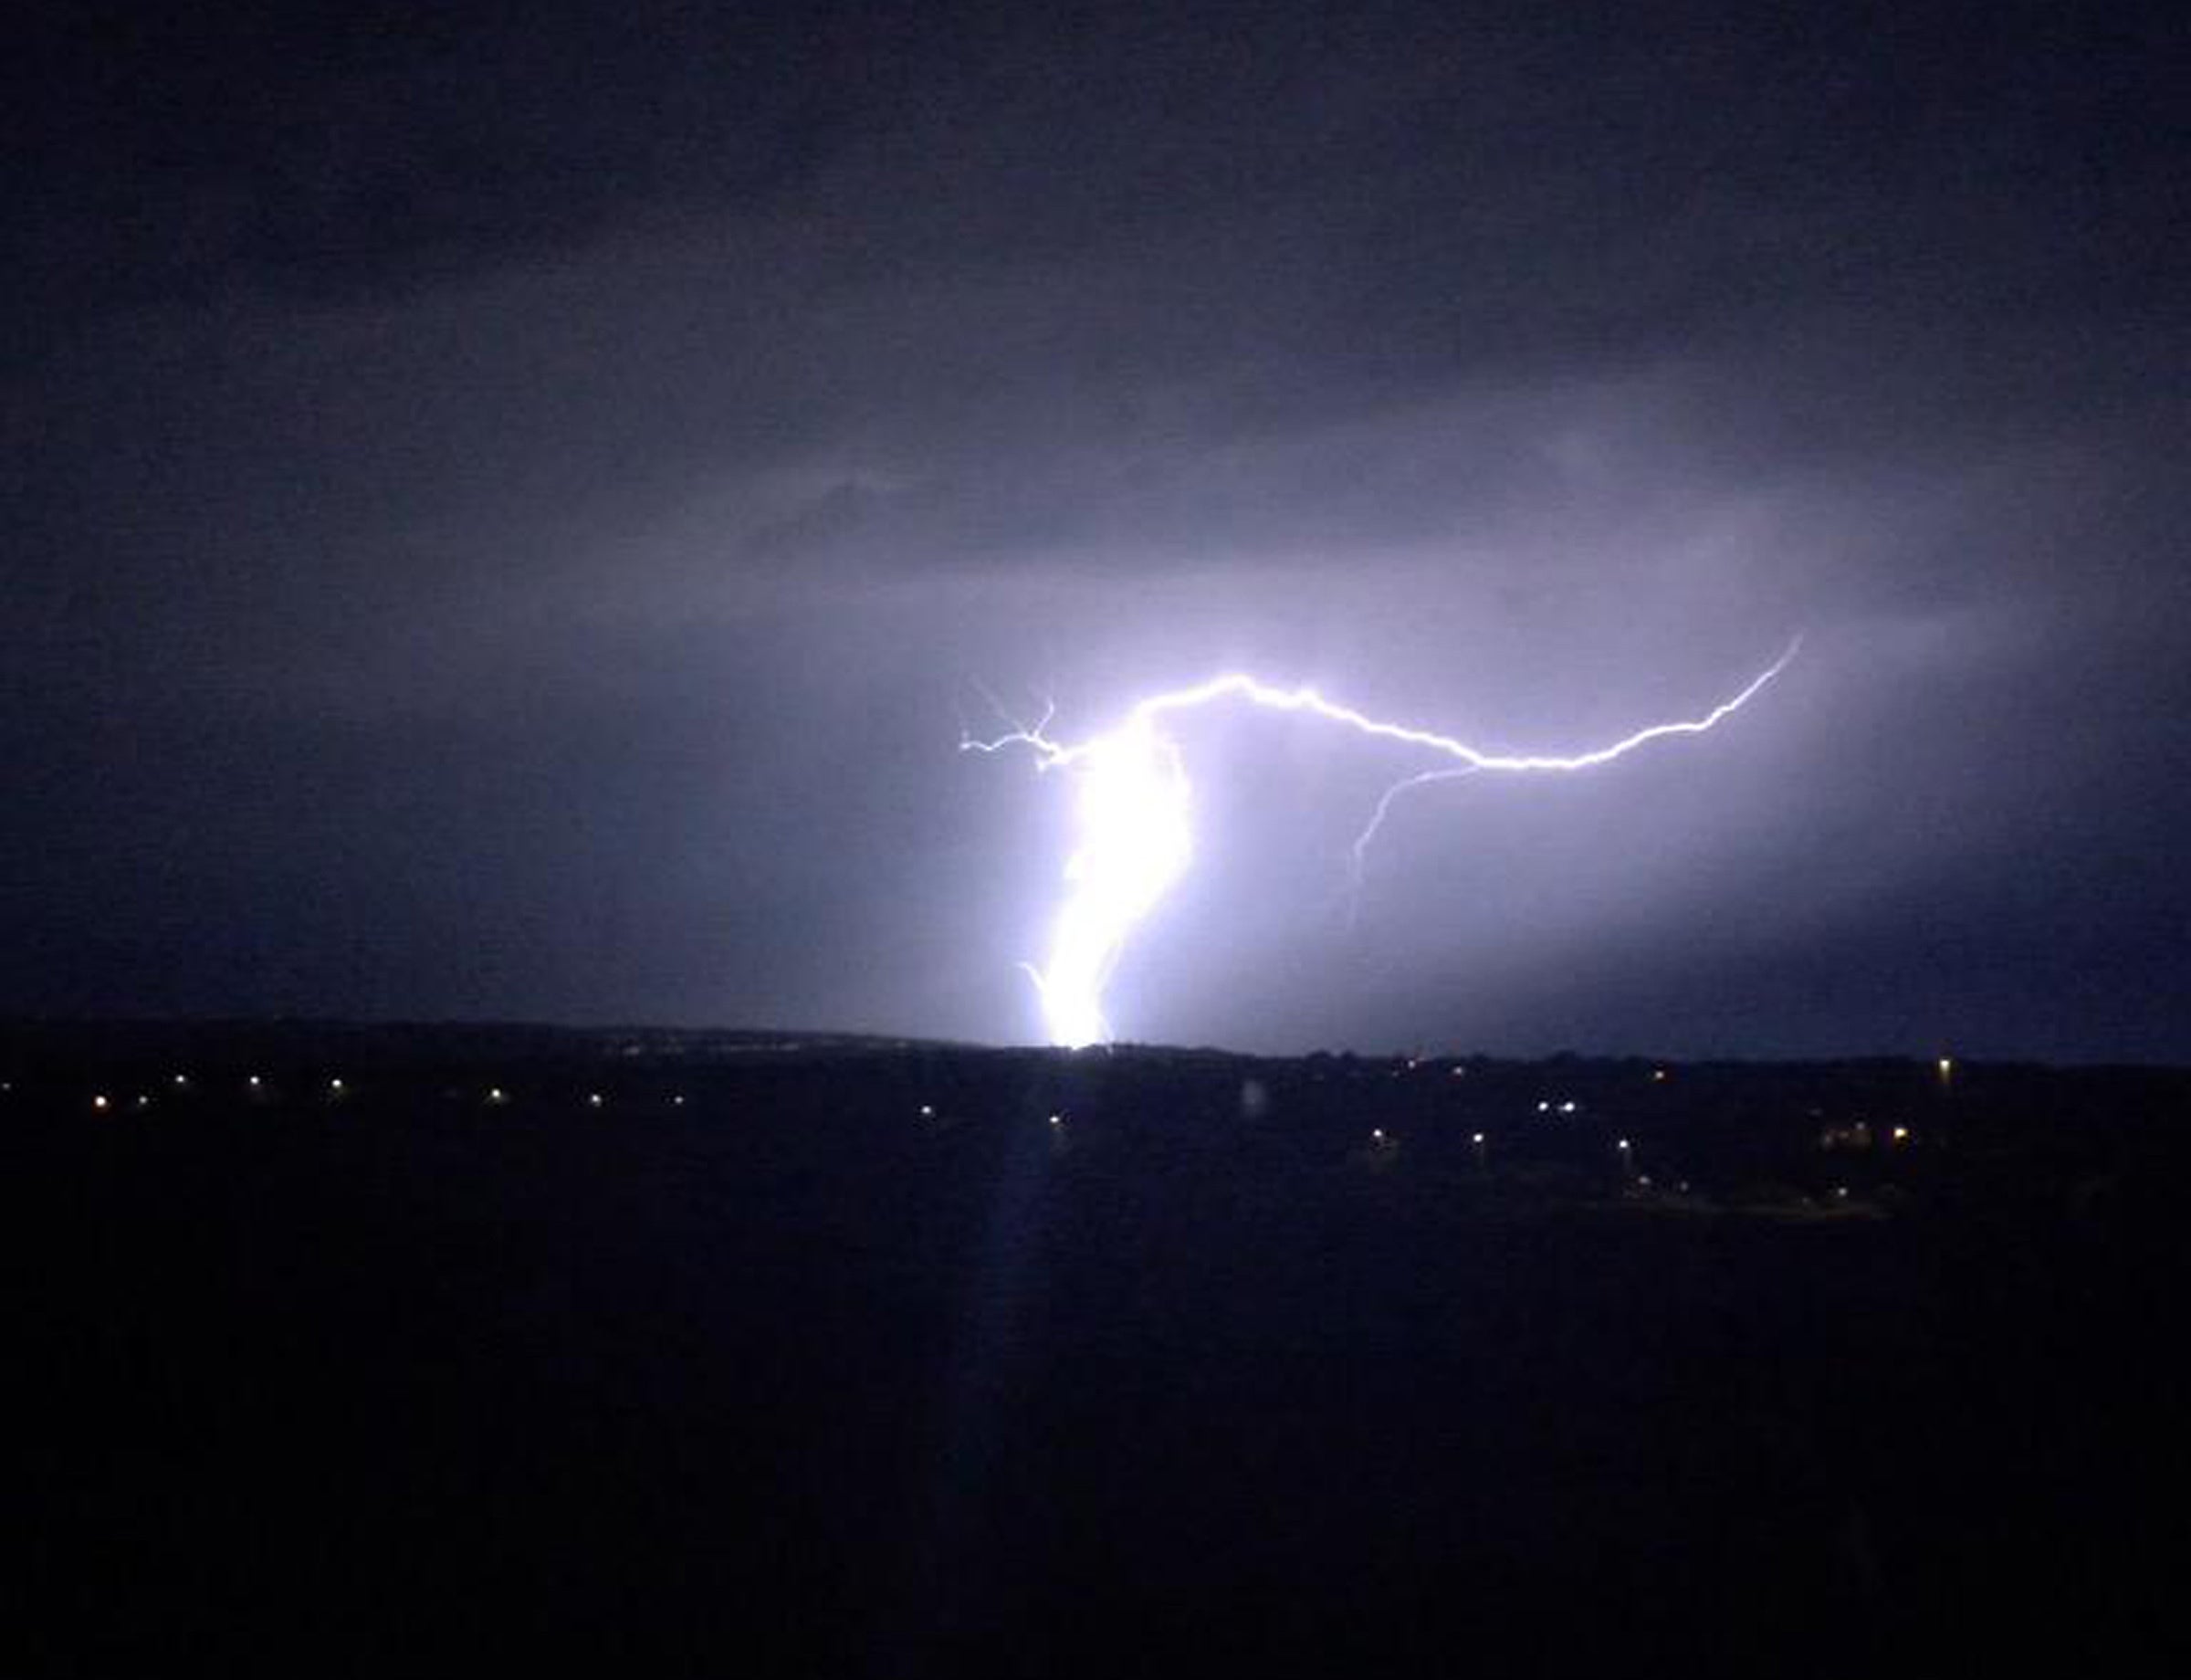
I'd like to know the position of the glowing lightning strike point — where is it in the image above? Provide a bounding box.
[968,638,1800,1048]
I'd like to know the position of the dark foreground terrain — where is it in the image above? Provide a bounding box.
[8,1022,2190,1675]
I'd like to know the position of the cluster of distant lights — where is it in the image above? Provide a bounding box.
[76,1075,694,1111]
[47,1055,1961,1199]
[68,1079,1071,1126]
[48,1058,1963,1111]
[66,1080,1066,1121]
[16,1068,1945,1244]
[1327,1058,1945,1190]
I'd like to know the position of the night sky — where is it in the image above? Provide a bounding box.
[5,3,2184,1059]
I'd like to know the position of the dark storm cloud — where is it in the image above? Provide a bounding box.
[5,3,2185,1055]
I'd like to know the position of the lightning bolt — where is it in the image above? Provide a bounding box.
[968,638,1800,1048]
[1345,765,1482,929]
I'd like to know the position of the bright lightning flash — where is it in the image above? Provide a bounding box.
[968,640,1799,1048]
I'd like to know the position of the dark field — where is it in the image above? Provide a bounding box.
[9,1024,2190,1675]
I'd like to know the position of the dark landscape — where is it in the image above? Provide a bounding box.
[11,1021,2188,1675]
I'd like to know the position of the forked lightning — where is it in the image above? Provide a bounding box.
[968,640,1799,1048]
